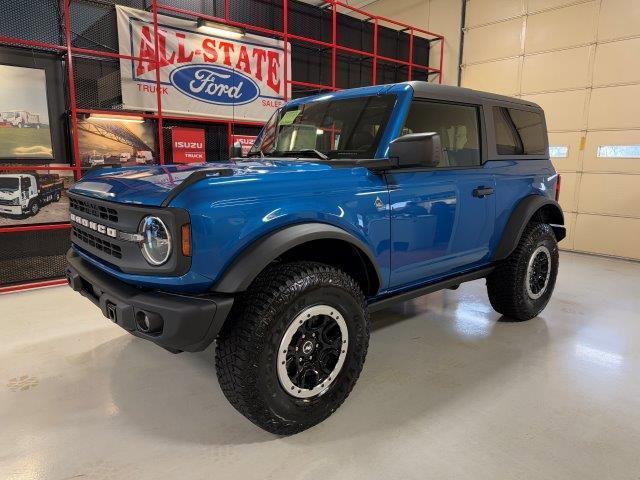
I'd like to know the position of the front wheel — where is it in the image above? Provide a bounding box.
[28,201,40,217]
[487,222,559,321]
[215,261,369,435]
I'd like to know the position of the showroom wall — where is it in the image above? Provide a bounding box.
[352,0,462,86]
[461,0,640,260]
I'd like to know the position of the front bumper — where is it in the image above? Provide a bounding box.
[65,249,233,352]
[0,205,23,215]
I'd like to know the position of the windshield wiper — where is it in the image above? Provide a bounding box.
[245,150,264,158]
[281,149,329,160]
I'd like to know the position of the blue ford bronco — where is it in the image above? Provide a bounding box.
[66,81,565,434]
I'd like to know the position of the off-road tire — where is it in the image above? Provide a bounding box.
[215,261,369,435]
[487,222,559,321]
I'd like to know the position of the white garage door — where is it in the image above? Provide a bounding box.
[461,0,640,260]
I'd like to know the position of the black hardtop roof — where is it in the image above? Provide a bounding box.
[404,81,541,110]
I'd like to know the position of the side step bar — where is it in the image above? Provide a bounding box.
[368,267,494,312]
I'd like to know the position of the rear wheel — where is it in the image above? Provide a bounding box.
[215,261,369,435]
[487,222,559,321]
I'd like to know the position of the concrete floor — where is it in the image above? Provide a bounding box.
[1,251,639,480]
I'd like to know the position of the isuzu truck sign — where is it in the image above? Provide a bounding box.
[116,5,289,122]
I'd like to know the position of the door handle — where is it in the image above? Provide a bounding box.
[473,186,495,198]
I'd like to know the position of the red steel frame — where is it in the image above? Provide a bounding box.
[0,0,444,293]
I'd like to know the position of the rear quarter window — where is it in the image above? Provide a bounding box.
[493,107,546,156]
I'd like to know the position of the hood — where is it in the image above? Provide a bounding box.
[70,160,335,206]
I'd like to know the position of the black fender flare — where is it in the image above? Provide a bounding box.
[494,195,565,261]
[212,223,383,294]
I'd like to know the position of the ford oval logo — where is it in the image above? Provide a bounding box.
[169,65,259,106]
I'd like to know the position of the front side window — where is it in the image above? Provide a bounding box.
[493,107,546,155]
[401,100,481,167]
[250,94,397,160]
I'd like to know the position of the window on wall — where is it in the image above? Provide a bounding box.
[596,145,640,158]
[402,101,481,167]
[549,146,569,158]
[493,107,547,156]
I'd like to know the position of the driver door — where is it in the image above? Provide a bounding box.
[388,100,495,288]
[22,176,36,203]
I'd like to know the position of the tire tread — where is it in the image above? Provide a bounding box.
[215,261,368,435]
[487,222,558,321]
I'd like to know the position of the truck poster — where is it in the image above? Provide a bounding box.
[77,117,157,168]
[172,127,205,163]
[116,5,290,123]
[0,170,73,227]
[0,65,53,160]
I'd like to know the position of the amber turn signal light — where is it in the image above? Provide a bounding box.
[181,224,191,257]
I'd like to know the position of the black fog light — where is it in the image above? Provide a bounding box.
[135,310,163,334]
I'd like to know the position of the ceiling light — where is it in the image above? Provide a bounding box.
[90,114,145,124]
[196,18,245,39]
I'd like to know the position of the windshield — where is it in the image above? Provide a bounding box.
[0,177,19,192]
[249,94,396,159]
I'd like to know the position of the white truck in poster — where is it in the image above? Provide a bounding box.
[0,173,64,217]
[134,150,154,164]
[0,111,42,128]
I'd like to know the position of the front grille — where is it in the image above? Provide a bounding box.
[67,192,190,276]
[0,199,16,206]
[69,197,119,223]
[72,226,122,259]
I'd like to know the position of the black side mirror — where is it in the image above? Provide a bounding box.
[388,132,441,169]
[230,141,243,159]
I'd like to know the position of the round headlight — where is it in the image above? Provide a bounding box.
[139,216,171,266]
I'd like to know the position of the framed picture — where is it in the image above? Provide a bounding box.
[77,117,157,168]
[0,168,74,227]
[0,64,54,161]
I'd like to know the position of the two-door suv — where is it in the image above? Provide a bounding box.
[66,81,565,434]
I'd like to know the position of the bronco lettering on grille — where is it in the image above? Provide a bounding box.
[70,213,117,238]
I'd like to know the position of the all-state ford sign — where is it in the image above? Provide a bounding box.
[116,5,290,122]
